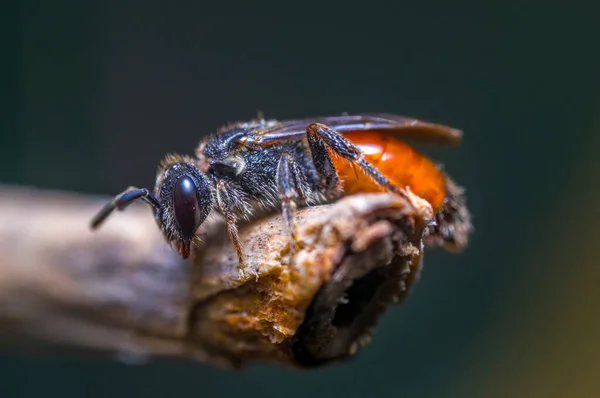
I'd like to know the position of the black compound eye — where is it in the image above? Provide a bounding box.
[173,176,202,239]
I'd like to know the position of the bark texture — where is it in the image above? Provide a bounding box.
[0,185,439,368]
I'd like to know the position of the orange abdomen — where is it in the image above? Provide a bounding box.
[332,131,448,211]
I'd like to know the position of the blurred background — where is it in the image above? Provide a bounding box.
[2,1,599,397]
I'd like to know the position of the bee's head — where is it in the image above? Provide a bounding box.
[156,156,213,258]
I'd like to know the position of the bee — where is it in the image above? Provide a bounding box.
[90,114,470,278]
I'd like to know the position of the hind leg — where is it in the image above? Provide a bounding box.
[305,123,408,199]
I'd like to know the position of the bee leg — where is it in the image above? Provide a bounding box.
[306,123,409,199]
[215,180,255,280]
[276,152,311,262]
[90,186,161,229]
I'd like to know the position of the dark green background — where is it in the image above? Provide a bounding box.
[3,2,600,397]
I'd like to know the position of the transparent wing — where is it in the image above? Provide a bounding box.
[247,113,463,147]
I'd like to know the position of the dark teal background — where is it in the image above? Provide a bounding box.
[3,2,600,397]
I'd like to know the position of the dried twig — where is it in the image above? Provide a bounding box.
[0,184,441,368]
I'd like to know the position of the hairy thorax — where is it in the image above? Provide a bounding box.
[198,130,334,220]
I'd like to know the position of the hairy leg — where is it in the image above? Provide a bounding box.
[306,123,409,199]
[215,180,254,280]
[276,152,312,259]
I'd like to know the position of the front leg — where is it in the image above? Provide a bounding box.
[215,180,255,280]
[276,152,312,260]
[306,123,409,199]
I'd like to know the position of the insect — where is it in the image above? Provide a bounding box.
[90,113,469,278]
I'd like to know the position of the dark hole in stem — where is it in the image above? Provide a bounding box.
[332,266,388,327]
[292,242,404,368]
